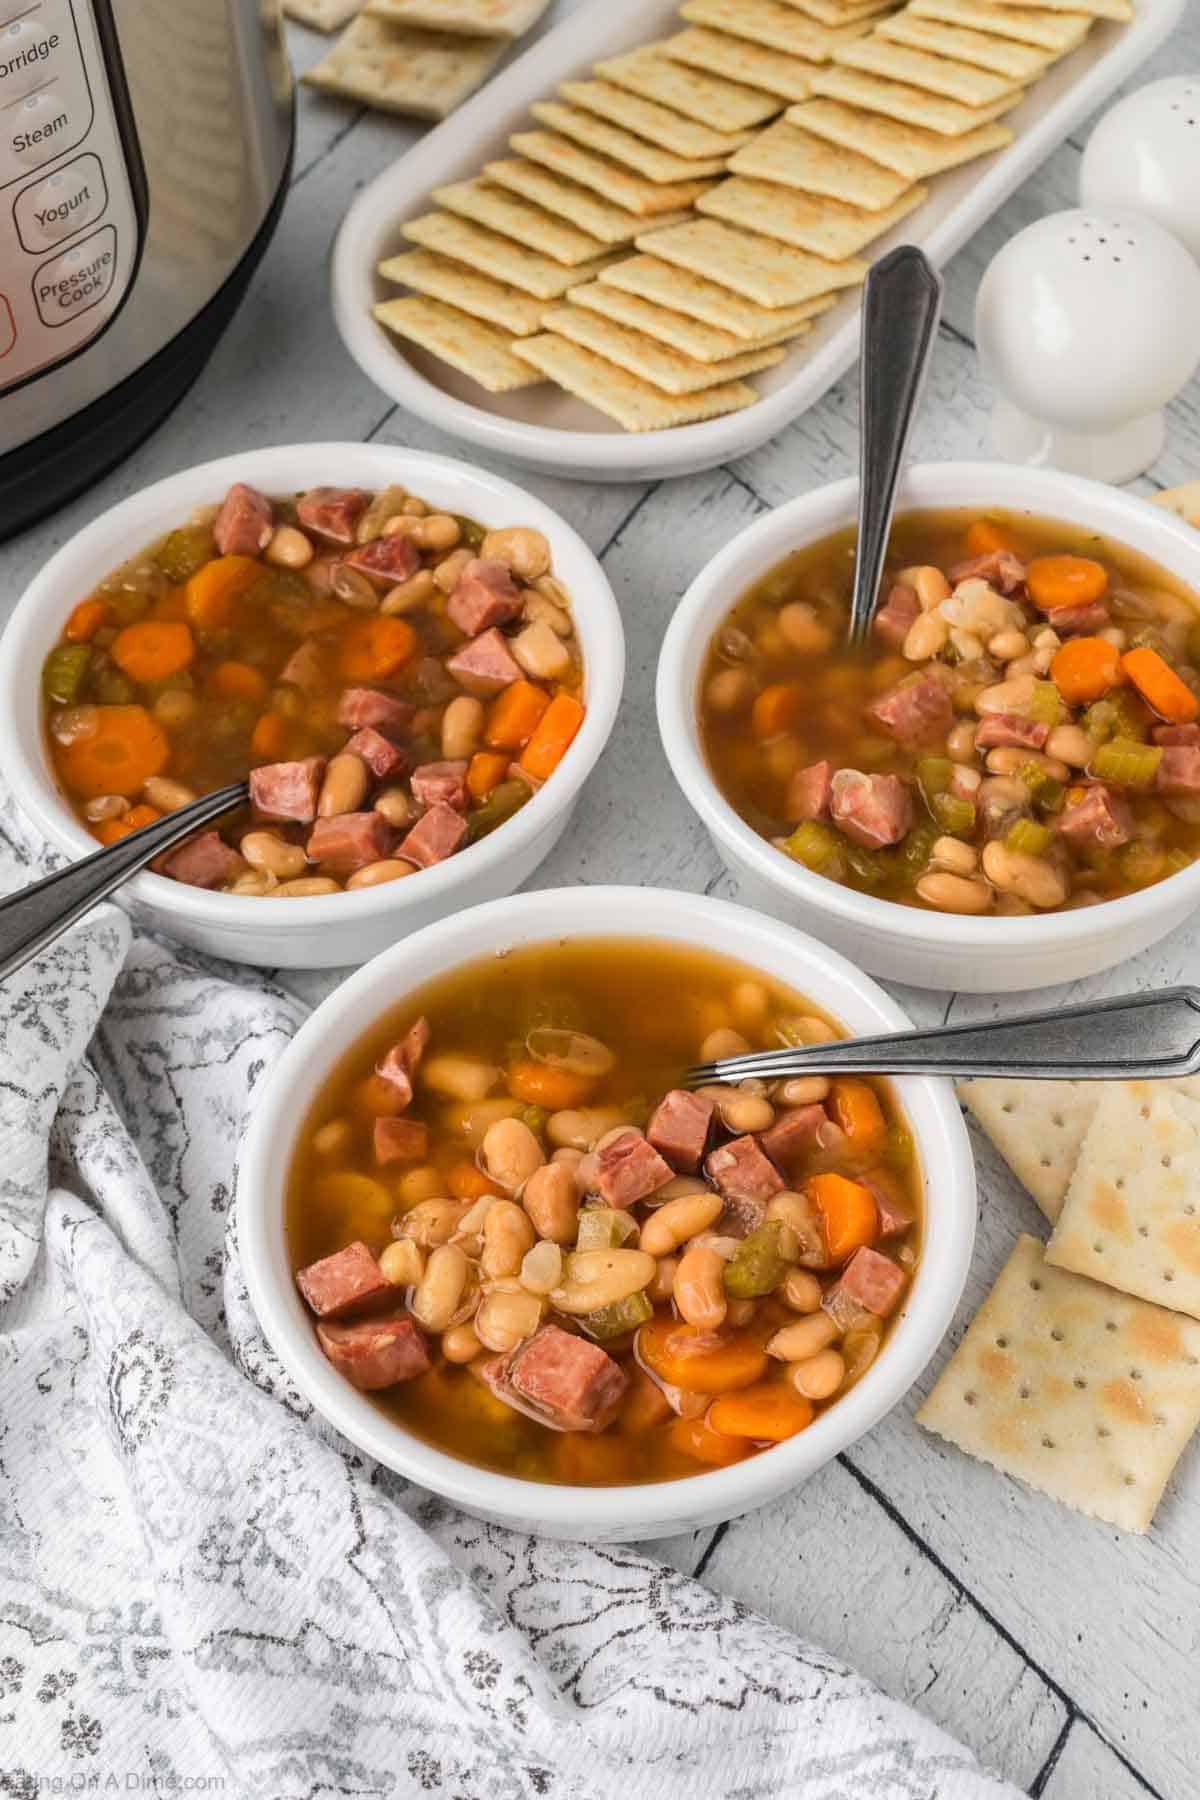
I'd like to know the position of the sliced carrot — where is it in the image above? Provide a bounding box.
[249,711,289,759]
[1049,636,1123,706]
[352,1073,408,1120]
[466,750,510,799]
[806,1171,878,1266]
[110,620,195,684]
[668,1415,752,1467]
[708,1382,814,1443]
[750,681,807,740]
[445,1159,503,1201]
[518,691,585,781]
[1026,554,1108,613]
[507,1059,597,1110]
[208,659,268,702]
[64,598,109,643]
[150,588,190,623]
[184,554,260,631]
[965,518,1018,557]
[337,615,417,683]
[637,1320,767,1394]
[621,1370,673,1435]
[1121,645,1200,725]
[92,803,162,845]
[485,679,552,752]
[829,1078,886,1151]
[57,704,169,799]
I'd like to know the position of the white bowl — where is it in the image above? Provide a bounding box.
[657,461,1200,993]
[0,443,623,969]
[237,885,975,1542]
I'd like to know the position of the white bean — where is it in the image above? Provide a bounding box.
[475,1285,544,1353]
[981,840,1067,909]
[441,695,484,760]
[638,1191,724,1256]
[482,1118,545,1193]
[318,753,369,818]
[550,1248,655,1314]
[266,525,314,568]
[674,1244,726,1329]
[789,1348,846,1400]
[522,1162,578,1242]
[767,1314,837,1360]
[410,1244,468,1332]
[481,1198,536,1277]
[915,871,993,914]
[481,525,549,580]
[241,831,307,879]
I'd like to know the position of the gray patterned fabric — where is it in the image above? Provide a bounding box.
[0,796,1019,1800]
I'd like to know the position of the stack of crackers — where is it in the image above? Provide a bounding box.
[920,1077,1200,1533]
[369,0,1132,429]
[299,0,553,122]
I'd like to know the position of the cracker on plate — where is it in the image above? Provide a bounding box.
[787,0,898,23]
[918,1233,1200,1533]
[788,95,1014,174]
[600,252,839,336]
[302,13,503,117]
[364,0,548,36]
[511,332,761,428]
[986,0,1130,18]
[808,65,1025,135]
[508,130,717,215]
[1152,481,1200,528]
[698,173,925,257]
[401,211,620,297]
[481,158,680,245]
[730,116,914,208]
[377,248,547,334]
[285,0,362,30]
[833,35,1027,106]
[432,176,607,263]
[373,296,545,390]
[1047,1084,1200,1323]
[637,216,866,306]
[677,0,875,61]
[908,0,1093,52]
[529,102,729,182]
[661,26,822,103]
[540,302,786,392]
[568,278,814,360]
[876,12,1057,80]
[559,78,758,158]
[593,44,782,133]
[959,1078,1101,1221]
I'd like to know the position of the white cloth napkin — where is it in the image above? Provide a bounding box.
[0,792,1020,1800]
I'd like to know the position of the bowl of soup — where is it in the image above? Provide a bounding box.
[657,463,1200,992]
[0,444,623,969]
[237,885,974,1541]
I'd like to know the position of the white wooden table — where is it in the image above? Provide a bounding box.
[6,6,1200,1792]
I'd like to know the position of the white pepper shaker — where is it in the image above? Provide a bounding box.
[1080,77,1200,261]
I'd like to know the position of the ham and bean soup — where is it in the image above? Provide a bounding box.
[287,940,921,1486]
[700,509,1200,916]
[42,480,585,895]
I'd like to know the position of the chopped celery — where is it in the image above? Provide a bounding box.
[517,1104,548,1136]
[1034,778,1065,816]
[579,1289,653,1342]
[1083,699,1118,743]
[932,792,976,835]
[89,661,136,705]
[155,525,214,584]
[900,822,939,872]
[42,644,91,706]
[575,1207,624,1251]
[1028,681,1064,727]
[723,1222,788,1299]
[467,779,531,842]
[453,513,487,551]
[883,1122,915,1171]
[1091,738,1163,788]
[1005,818,1052,857]
[783,819,838,871]
[915,756,954,807]
[844,843,890,887]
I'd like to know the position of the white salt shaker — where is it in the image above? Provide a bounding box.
[1080,77,1200,260]
[975,208,1200,483]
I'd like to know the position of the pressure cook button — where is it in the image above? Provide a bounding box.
[33,224,116,327]
[15,153,107,252]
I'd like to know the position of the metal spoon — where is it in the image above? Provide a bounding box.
[687,986,1200,1086]
[0,781,249,984]
[847,244,944,648]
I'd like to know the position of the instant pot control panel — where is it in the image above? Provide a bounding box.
[0,0,143,396]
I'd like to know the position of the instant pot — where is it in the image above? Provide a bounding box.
[0,0,294,539]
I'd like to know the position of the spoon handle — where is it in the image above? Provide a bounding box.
[848,245,944,648]
[0,781,249,984]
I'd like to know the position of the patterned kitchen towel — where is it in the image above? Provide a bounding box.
[0,788,1019,1800]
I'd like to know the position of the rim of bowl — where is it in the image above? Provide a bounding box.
[657,460,1200,950]
[0,443,624,933]
[237,885,976,1533]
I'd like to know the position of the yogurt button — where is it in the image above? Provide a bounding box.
[15,153,107,252]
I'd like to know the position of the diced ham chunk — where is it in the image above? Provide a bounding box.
[337,687,415,737]
[705,1134,784,1204]
[867,670,954,749]
[874,583,920,649]
[645,1090,713,1173]
[785,759,834,824]
[830,769,913,849]
[160,830,243,890]
[445,627,523,697]
[411,760,469,812]
[398,802,468,868]
[345,532,420,588]
[307,811,396,874]
[344,726,406,781]
[760,1103,829,1169]
[1056,783,1134,849]
[594,1128,673,1208]
[863,1169,914,1239]
[973,713,1049,752]
[1155,746,1200,796]
[377,1015,431,1108]
[317,1313,430,1391]
[250,756,326,823]
[448,559,523,636]
[214,481,273,556]
[1154,723,1200,746]
[296,486,371,544]
[374,1117,429,1165]
[482,1324,627,1432]
[296,1240,392,1320]
[834,1245,907,1316]
[1047,602,1109,636]
[947,549,1026,593]
[279,639,325,692]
